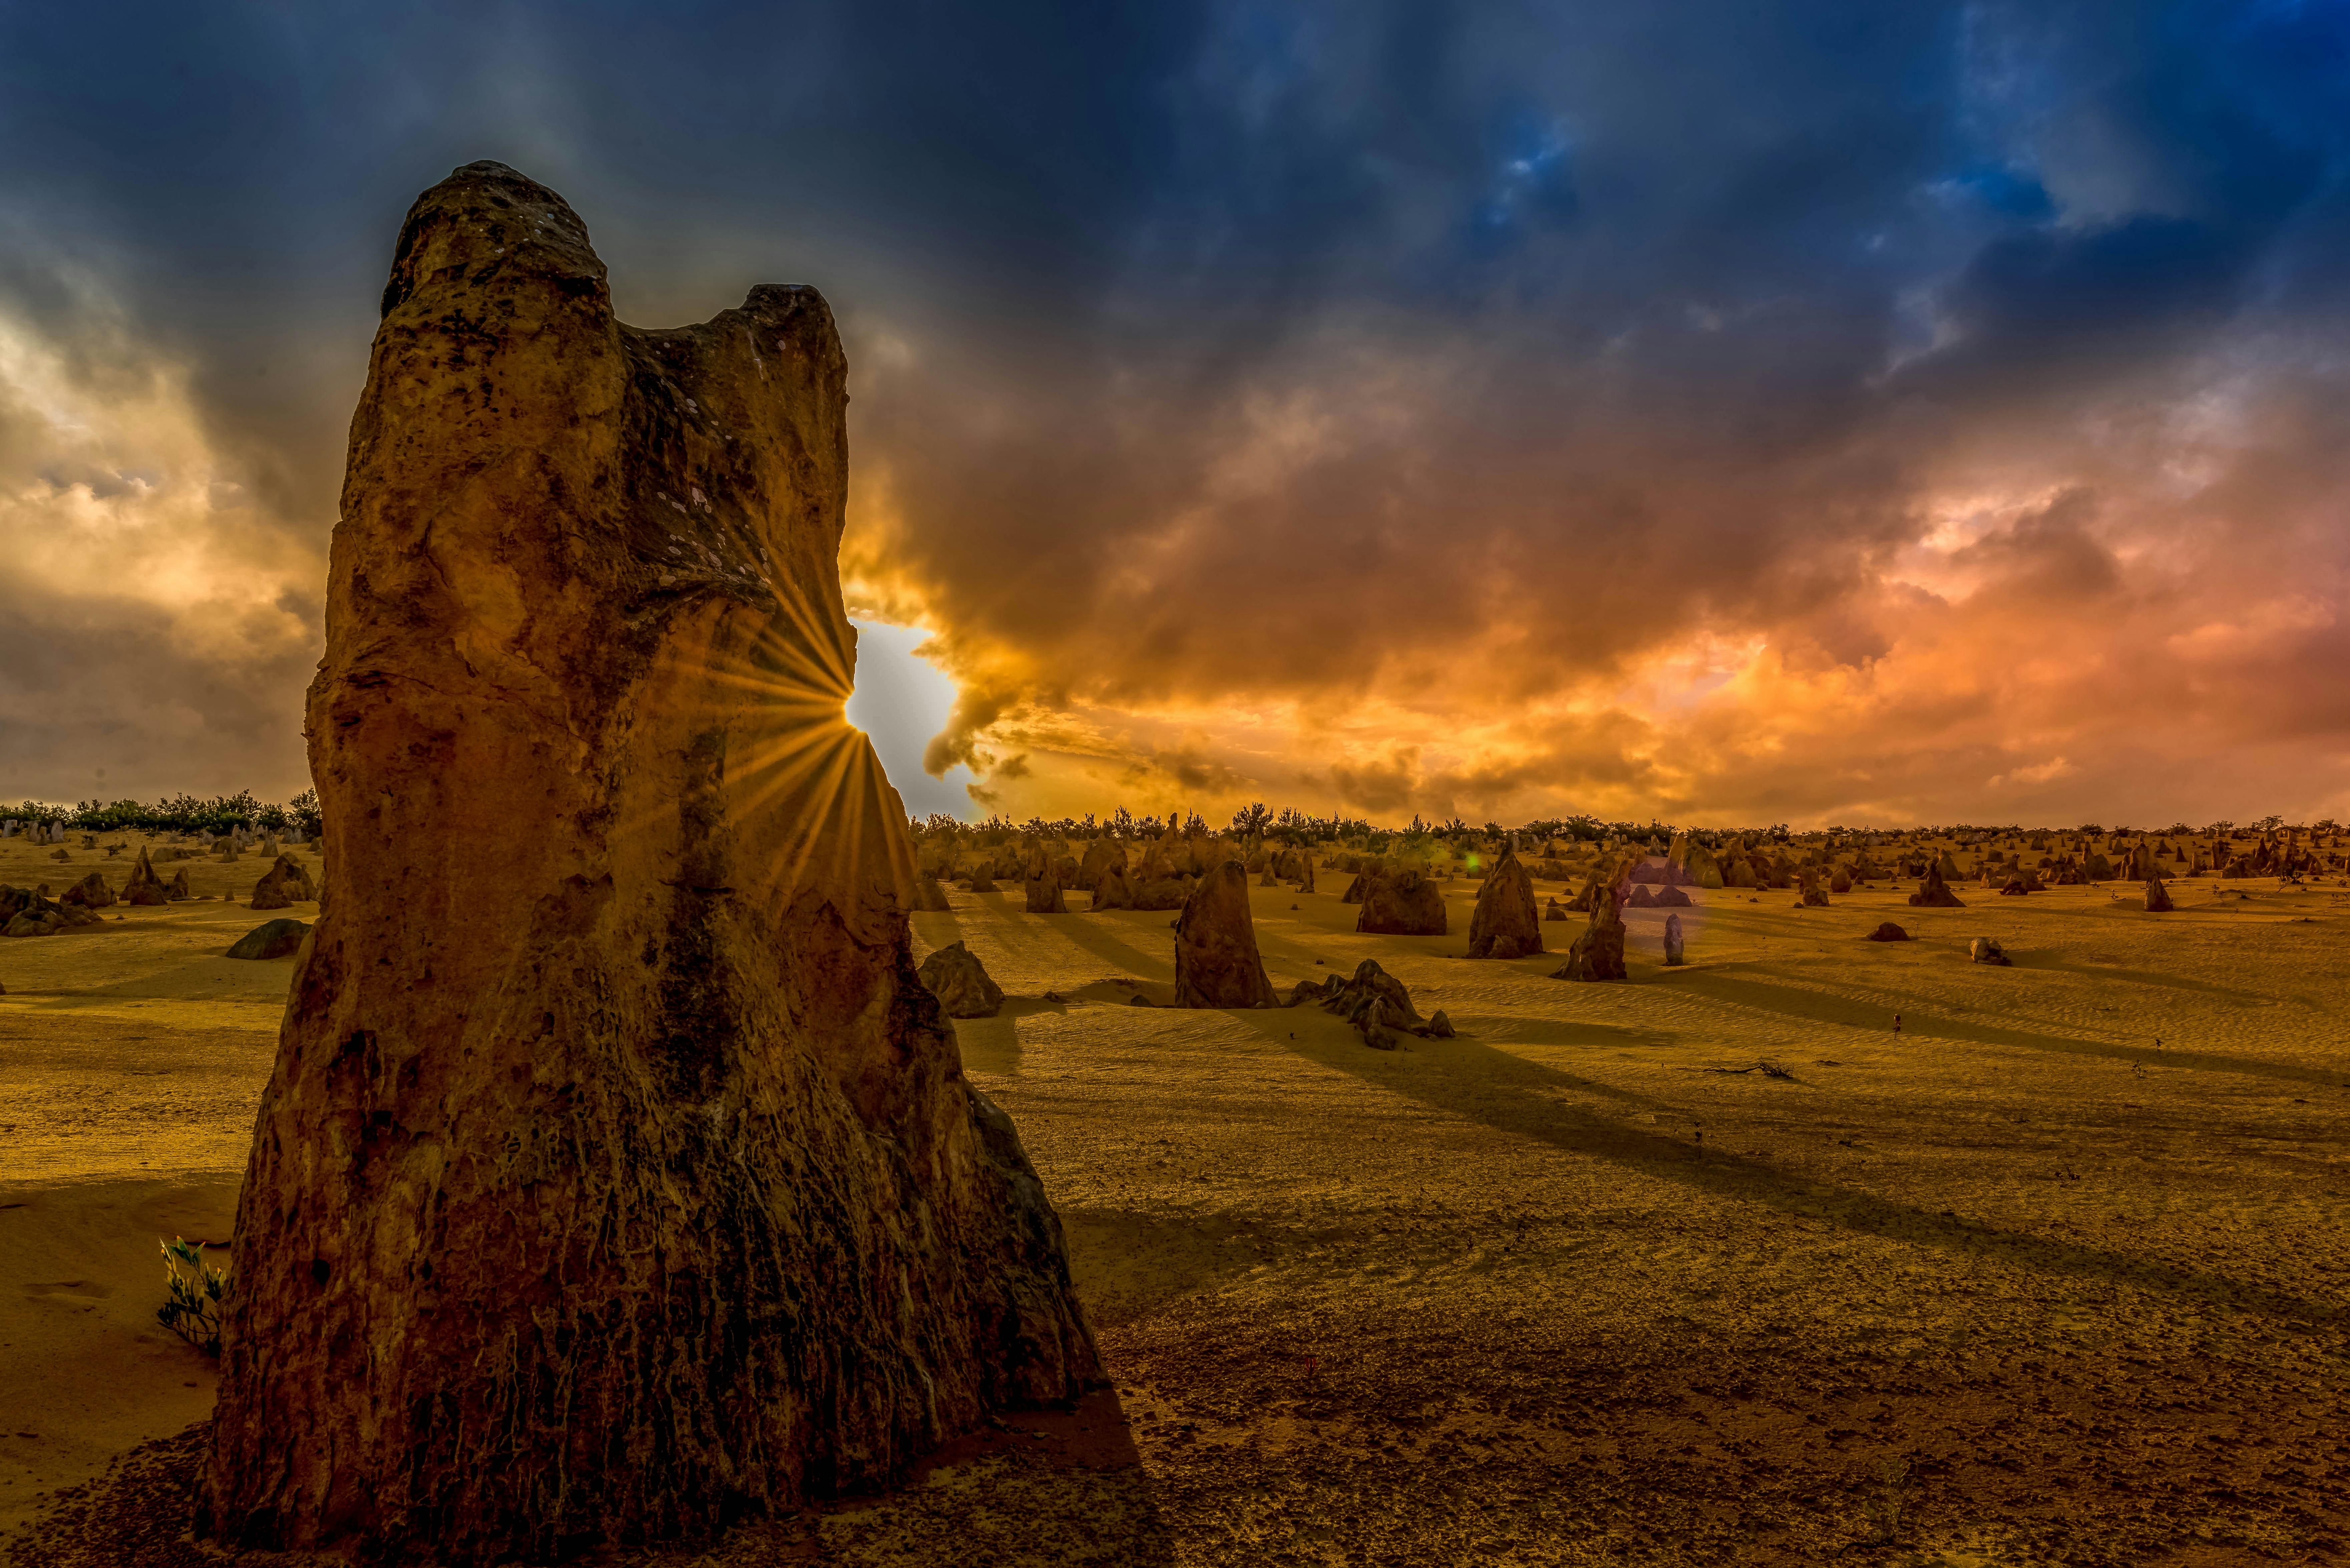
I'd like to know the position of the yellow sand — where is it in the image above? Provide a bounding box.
[4,840,2345,1563]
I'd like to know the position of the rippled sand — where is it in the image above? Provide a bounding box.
[5,841,2345,1564]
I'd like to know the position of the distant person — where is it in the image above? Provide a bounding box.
[1892,1014,1901,1036]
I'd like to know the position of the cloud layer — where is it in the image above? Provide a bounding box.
[5,0,2348,824]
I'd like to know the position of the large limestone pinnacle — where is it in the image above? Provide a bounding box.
[199,161,1099,1561]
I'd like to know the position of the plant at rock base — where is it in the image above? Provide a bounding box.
[157,1237,227,1358]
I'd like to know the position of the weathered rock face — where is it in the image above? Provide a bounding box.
[225,918,311,960]
[1357,870,1448,936]
[1297,958,1435,1049]
[1076,839,1125,897]
[58,870,115,909]
[918,939,1007,1018]
[122,849,172,906]
[1090,864,1135,910]
[1970,936,2013,966]
[1173,861,1276,1009]
[199,162,1096,1563]
[248,853,318,911]
[1020,837,1066,914]
[1551,884,1628,982]
[1908,864,1966,908]
[1466,852,1542,960]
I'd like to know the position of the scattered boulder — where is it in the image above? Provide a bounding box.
[225,918,310,961]
[1663,911,1685,967]
[1173,861,1277,1009]
[1650,885,1693,907]
[249,854,319,911]
[967,871,1000,894]
[0,884,97,938]
[1865,922,1909,942]
[167,868,194,902]
[1542,897,1568,922]
[58,870,117,910]
[1129,875,1194,912]
[1466,852,1542,960]
[917,940,1006,1018]
[2144,872,2173,913]
[1293,958,1450,1049]
[1356,870,1448,936]
[1969,937,2012,966]
[1907,864,1966,908]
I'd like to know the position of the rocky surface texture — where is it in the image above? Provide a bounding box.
[120,849,171,906]
[919,939,1007,1018]
[1552,882,1629,981]
[1465,852,1542,960]
[246,854,316,911]
[224,918,310,961]
[1355,870,1448,936]
[198,161,1097,1563]
[1172,861,1276,1009]
[1909,863,1966,907]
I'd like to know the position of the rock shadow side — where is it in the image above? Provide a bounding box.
[1173,860,1276,1008]
[199,161,1098,1564]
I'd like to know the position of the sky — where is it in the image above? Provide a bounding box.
[4,0,2349,829]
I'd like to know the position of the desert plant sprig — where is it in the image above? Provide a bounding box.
[157,1236,228,1358]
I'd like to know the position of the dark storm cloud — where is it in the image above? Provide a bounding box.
[1,0,2347,820]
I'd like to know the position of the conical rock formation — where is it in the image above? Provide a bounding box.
[122,848,171,906]
[1551,880,1628,981]
[1908,863,1966,908]
[1173,860,1277,1008]
[199,162,1096,1563]
[1466,852,1542,959]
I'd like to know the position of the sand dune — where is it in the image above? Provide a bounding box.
[3,840,2345,1562]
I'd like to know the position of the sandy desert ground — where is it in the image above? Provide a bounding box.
[3,832,2346,1565]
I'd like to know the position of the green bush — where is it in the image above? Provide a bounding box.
[157,1237,228,1358]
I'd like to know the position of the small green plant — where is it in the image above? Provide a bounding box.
[157,1237,228,1358]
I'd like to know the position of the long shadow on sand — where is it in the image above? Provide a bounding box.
[1228,1007,2344,1329]
[1049,910,1178,982]
[1662,966,2350,1093]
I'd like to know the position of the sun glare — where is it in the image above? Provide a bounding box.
[847,620,978,819]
